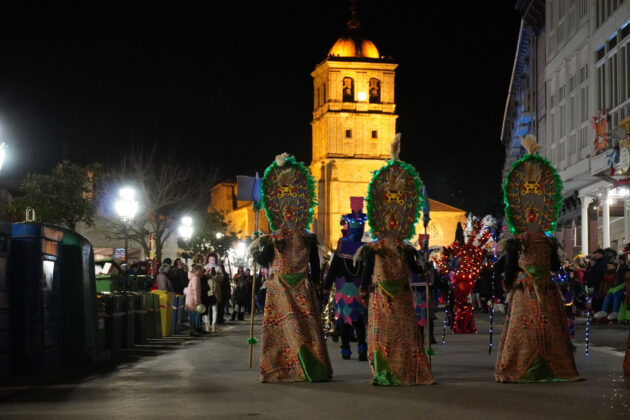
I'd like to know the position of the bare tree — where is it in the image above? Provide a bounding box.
[98,146,218,262]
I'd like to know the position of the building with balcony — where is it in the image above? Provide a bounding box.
[503,0,630,257]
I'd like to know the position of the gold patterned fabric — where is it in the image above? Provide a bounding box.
[367,238,434,385]
[495,235,580,383]
[259,230,332,382]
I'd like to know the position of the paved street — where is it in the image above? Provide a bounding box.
[1,312,629,420]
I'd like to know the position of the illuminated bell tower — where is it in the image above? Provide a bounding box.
[310,13,398,249]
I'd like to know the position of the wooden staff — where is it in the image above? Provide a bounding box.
[248,208,260,368]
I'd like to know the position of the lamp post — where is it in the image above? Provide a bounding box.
[114,187,138,266]
[178,216,193,263]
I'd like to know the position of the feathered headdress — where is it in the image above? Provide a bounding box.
[504,135,562,235]
[366,134,424,240]
[261,153,317,231]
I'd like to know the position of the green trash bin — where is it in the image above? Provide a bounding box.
[148,292,162,339]
[120,293,136,348]
[94,259,123,293]
[102,293,122,355]
[134,293,148,344]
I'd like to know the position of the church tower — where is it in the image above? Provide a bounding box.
[310,12,398,248]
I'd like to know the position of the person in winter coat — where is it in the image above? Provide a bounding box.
[170,258,188,295]
[185,265,203,336]
[231,275,251,321]
[156,258,174,292]
[218,265,231,323]
[206,267,223,333]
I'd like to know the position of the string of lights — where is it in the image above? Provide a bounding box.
[433,220,493,334]
[488,264,497,355]
[585,296,592,358]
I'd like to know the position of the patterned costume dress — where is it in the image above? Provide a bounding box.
[495,135,580,383]
[362,238,434,385]
[358,133,434,386]
[256,229,332,382]
[253,152,332,383]
[325,237,367,358]
[324,203,368,360]
[494,235,580,382]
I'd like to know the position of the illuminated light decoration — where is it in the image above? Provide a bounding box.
[585,296,592,358]
[433,219,493,334]
[441,273,453,346]
[357,91,367,101]
[488,255,498,355]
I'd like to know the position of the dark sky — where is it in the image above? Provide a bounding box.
[0,1,521,215]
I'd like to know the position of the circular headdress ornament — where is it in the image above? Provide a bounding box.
[366,134,424,240]
[504,135,563,236]
[261,153,317,231]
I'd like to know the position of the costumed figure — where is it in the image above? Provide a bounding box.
[250,153,332,383]
[495,135,580,383]
[358,134,434,386]
[434,215,493,334]
[324,197,368,361]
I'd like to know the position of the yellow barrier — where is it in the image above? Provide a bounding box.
[151,290,174,337]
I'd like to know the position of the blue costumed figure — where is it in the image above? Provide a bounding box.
[324,197,368,361]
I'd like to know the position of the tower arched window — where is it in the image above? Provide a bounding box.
[369,78,381,103]
[342,77,355,102]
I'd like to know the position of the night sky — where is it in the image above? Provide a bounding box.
[0,1,521,215]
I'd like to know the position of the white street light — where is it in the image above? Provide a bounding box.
[215,232,224,239]
[115,187,138,223]
[236,241,246,258]
[115,187,138,268]
[0,143,7,172]
[178,216,193,240]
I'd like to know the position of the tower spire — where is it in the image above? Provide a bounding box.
[347,0,360,30]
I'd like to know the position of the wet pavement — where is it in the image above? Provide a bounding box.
[0,312,628,419]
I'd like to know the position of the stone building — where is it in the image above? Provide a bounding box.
[210,16,466,250]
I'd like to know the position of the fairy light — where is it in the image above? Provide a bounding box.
[434,221,493,334]
[441,275,453,346]
[488,259,497,355]
[585,296,592,358]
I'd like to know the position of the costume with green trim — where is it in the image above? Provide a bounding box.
[254,153,332,383]
[495,135,581,383]
[360,134,434,386]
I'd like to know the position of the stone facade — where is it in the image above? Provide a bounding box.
[209,35,466,250]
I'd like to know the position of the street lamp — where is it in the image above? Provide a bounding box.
[0,143,7,172]
[115,187,138,266]
[215,232,224,239]
[178,216,193,263]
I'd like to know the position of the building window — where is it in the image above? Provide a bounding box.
[345,129,352,138]
[608,33,618,50]
[580,85,588,122]
[570,95,576,129]
[371,130,378,139]
[369,78,381,103]
[342,77,354,102]
[570,133,577,155]
[597,45,606,61]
